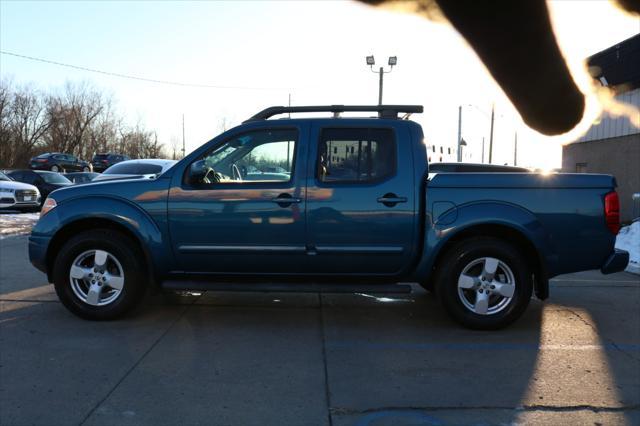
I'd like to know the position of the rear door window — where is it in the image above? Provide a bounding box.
[317,128,396,183]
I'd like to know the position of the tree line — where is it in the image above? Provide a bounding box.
[0,79,170,169]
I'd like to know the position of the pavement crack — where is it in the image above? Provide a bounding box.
[78,297,199,425]
[562,307,640,362]
[330,404,640,415]
[318,293,333,426]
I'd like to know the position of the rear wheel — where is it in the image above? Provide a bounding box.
[53,229,148,320]
[435,237,533,329]
[50,165,60,172]
[83,166,90,172]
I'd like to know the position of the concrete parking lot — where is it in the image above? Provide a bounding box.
[1,235,639,426]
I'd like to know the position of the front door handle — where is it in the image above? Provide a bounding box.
[377,193,407,207]
[271,193,301,207]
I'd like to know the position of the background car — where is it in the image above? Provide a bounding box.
[63,172,99,184]
[429,162,532,173]
[0,171,41,211]
[29,153,92,172]
[91,153,130,172]
[92,159,177,182]
[7,170,73,202]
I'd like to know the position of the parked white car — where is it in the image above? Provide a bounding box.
[0,172,41,211]
[92,159,177,182]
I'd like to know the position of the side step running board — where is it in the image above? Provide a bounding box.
[161,280,412,294]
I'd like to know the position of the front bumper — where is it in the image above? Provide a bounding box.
[28,234,50,275]
[601,249,629,274]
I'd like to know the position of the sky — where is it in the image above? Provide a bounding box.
[1,0,639,168]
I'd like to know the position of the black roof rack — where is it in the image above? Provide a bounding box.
[244,105,423,123]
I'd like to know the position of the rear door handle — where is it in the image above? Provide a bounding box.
[377,193,407,207]
[271,193,301,207]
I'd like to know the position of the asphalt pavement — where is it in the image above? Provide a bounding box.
[1,235,639,426]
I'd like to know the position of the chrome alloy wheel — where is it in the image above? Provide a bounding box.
[457,257,516,315]
[69,250,125,306]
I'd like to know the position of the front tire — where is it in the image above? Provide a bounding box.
[435,237,533,330]
[53,229,148,320]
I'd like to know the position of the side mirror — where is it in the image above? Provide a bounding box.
[189,160,208,184]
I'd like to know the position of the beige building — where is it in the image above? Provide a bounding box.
[562,34,640,222]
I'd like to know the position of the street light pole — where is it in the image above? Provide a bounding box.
[378,67,384,105]
[366,55,396,106]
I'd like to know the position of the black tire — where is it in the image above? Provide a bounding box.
[52,229,148,320]
[435,237,533,330]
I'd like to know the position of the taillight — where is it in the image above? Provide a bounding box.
[604,191,621,234]
[36,158,48,163]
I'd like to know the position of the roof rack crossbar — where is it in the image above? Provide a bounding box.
[244,105,423,122]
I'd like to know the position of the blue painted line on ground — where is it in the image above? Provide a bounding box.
[327,341,640,351]
[354,410,442,426]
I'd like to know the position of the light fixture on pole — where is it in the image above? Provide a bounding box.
[459,137,467,160]
[366,55,397,105]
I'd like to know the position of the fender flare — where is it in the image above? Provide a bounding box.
[35,195,172,283]
[414,201,556,299]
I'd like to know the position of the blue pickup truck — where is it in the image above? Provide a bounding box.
[29,105,629,329]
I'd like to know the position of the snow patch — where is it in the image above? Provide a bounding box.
[0,212,40,239]
[615,221,640,275]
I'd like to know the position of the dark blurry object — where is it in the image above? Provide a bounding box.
[356,0,640,135]
[588,33,640,92]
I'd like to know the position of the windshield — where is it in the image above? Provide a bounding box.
[104,162,164,175]
[0,172,11,181]
[37,172,72,184]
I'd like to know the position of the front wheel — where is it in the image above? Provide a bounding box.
[83,166,90,172]
[50,165,60,172]
[435,237,533,330]
[53,229,148,320]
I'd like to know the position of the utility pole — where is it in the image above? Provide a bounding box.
[457,105,463,162]
[182,114,185,159]
[488,104,495,164]
[514,131,518,166]
[481,137,485,164]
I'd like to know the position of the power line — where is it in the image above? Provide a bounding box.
[0,50,292,91]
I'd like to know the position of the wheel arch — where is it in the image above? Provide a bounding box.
[424,222,549,300]
[46,217,156,286]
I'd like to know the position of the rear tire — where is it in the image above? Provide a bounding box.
[435,237,533,330]
[53,229,148,320]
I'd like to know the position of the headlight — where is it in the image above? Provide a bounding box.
[40,198,57,217]
[0,187,15,193]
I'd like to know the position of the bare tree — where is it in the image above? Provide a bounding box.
[6,84,51,167]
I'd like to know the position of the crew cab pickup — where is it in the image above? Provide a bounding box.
[29,105,629,329]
